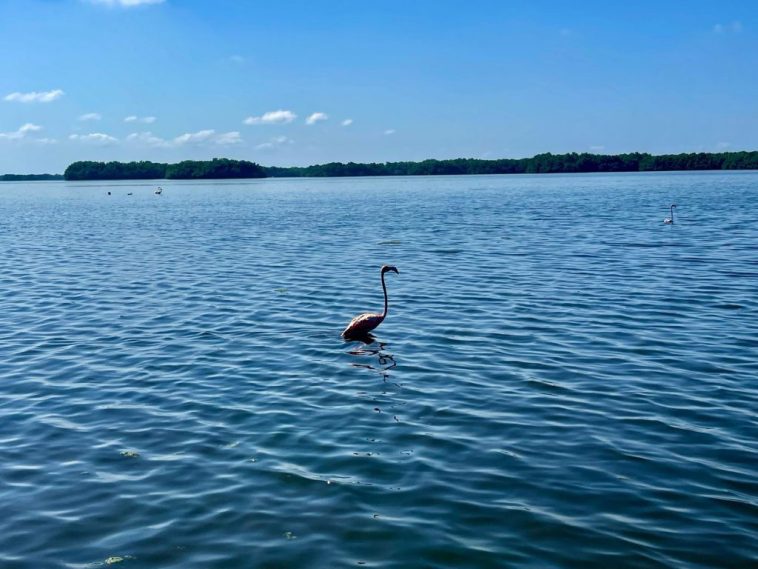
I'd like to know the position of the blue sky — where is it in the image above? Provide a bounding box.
[1,0,756,173]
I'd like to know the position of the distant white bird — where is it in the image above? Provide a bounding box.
[664,204,676,224]
[155,186,163,195]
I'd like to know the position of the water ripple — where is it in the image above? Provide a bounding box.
[0,173,756,568]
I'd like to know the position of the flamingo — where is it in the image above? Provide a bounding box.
[342,265,399,338]
[155,186,163,195]
[664,204,676,224]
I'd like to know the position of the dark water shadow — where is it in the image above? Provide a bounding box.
[342,331,378,345]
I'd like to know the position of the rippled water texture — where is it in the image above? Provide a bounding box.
[1,173,756,568]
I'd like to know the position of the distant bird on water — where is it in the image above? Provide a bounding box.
[342,265,399,339]
[155,186,163,195]
[664,204,676,224]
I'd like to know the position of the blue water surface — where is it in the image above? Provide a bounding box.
[0,172,756,568]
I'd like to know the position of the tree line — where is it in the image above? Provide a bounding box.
[63,158,266,180]
[54,151,758,181]
[266,151,758,177]
[1,173,63,181]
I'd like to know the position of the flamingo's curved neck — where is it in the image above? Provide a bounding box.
[670,205,675,221]
[381,271,389,319]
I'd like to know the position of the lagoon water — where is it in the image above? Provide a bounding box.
[0,172,756,568]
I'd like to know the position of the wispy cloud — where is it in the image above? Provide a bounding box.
[244,110,297,125]
[79,112,102,121]
[717,141,731,149]
[124,115,156,124]
[173,129,242,146]
[0,124,56,145]
[589,145,605,152]
[305,112,328,125]
[173,129,216,145]
[384,129,396,135]
[172,129,242,146]
[126,129,243,147]
[341,118,353,127]
[125,131,170,148]
[4,89,64,103]
[87,0,165,7]
[69,133,118,145]
[214,131,243,145]
[0,123,43,140]
[713,21,742,34]
[256,135,294,150]
[229,55,245,64]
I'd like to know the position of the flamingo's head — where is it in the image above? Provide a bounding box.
[671,204,677,208]
[381,265,399,275]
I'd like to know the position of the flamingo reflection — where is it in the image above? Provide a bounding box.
[348,340,397,382]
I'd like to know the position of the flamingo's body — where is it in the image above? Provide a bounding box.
[664,204,676,224]
[342,265,398,338]
[155,186,163,195]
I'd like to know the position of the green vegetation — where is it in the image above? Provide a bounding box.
[266,151,758,177]
[64,160,167,180]
[165,158,266,179]
[12,151,758,182]
[0,173,63,181]
[63,158,265,180]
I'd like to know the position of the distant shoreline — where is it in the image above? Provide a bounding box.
[3,151,758,181]
[1,174,63,181]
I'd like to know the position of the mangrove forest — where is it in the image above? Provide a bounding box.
[35,150,758,181]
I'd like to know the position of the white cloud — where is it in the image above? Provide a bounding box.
[19,123,42,135]
[173,129,215,145]
[255,135,294,150]
[87,0,165,7]
[215,131,243,145]
[244,110,297,125]
[384,129,396,135]
[0,123,43,140]
[341,118,353,127]
[0,124,56,145]
[589,145,605,152]
[69,133,118,145]
[125,129,243,148]
[124,115,156,124]
[173,129,243,146]
[126,131,170,147]
[4,89,64,103]
[305,112,328,125]
[79,112,102,121]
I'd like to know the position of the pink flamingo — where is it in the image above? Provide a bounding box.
[342,265,399,338]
